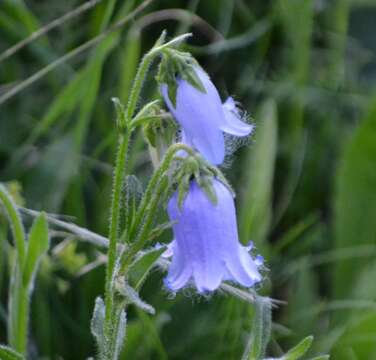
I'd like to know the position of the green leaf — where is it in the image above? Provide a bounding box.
[115,278,155,315]
[26,135,79,212]
[26,68,87,145]
[308,356,330,360]
[23,212,49,287]
[283,336,313,360]
[331,311,376,359]
[0,184,26,267]
[123,175,143,238]
[113,310,127,359]
[243,295,272,360]
[129,246,166,290]
[91,297,106,355]
[0,345,24,360]
[333,99,376,300]
[73,34,118,149]
[239,99,278,251]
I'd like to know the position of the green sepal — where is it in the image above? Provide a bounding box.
[157,49,206,108]
[180,63,206,94]
[167,80,178,108]
[197,175,218,206]
[177,173,191,208]
[153,29,167,49]
[142,113,177,149]
[143,123,157,148]
[172,153,229,208]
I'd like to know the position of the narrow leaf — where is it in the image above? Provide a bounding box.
[129,246,166,290]
[23,212,49,287]
[283,336,313,360]
[0,184,26,266]
[91,297,106,355]
[334,98,376,300]
[115,278,155,315]
[113,310,127,359]
[243,295,272,360]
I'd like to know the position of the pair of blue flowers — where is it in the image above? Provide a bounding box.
[161,66,263,293]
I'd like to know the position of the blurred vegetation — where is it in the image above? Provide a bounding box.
[1,0,376,359]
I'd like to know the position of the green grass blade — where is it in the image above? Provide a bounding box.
[0,345,24,360]
[333,98,376,299]
[239,99,278,251]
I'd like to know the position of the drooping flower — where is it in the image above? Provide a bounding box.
[160,66,253,165]
[164,178,263,293]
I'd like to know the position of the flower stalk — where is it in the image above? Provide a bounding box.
[103,129,131,352]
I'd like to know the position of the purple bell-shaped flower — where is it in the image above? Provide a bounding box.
[161,66,253,165]
[164,178,263,293]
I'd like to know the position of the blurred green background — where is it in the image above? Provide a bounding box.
[1,0,376,359]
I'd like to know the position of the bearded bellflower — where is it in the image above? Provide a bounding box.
[164,178,263,293]
[160,66,253,165]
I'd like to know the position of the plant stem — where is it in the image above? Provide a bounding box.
[126,52,155,121]
[104,130,130,356]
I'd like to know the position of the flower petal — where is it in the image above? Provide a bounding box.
[160,67,225,164]
[164,240,192,291]
[165,179,263,293]
[167,183,224,292]
[220,97,254,136]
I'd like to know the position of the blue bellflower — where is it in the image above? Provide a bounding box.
[164,178,263,293]
[161,66,253,165]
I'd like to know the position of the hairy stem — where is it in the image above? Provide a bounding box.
[126,52,155,121]
[104,131,130,357]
